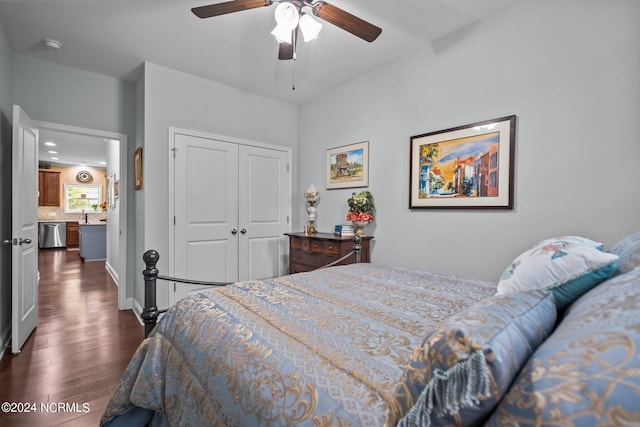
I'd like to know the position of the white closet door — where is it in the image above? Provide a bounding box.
[173,133,239,303]
[238,145,289,281]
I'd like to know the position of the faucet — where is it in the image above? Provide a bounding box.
[83,210,88,224]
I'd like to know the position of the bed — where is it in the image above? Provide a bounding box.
[101,230,640,426]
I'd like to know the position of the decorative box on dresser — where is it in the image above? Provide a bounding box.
[285,232,373,274]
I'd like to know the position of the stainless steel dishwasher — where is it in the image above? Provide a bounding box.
[39,222,67,248]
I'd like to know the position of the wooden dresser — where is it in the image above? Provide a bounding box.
[285,232,373,274]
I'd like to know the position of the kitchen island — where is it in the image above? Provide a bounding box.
[79,223,106,261]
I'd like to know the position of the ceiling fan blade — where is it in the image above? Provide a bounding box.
[311,1,382,42]
[192,0,272,19]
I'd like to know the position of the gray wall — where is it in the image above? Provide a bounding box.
[139,62,298,308]
[297,0,640,282]
[0,20,13,353]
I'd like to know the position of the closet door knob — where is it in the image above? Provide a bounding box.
[231,229,238,235]
[240,228,247,235]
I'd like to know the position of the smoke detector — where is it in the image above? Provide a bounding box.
[43,38,63,50]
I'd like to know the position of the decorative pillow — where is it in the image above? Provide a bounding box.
[497,237,619,311]
[487,267,640,426]
[536,235,604,250]
[608,229,640,275]
[392,290,556,427]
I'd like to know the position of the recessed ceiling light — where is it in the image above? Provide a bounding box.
[48,150,58,154]
[51,157,59,160]
[99,161,107,165]
[44,141,56,146]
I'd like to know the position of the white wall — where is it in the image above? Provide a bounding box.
[297,0,640,282]
[139,62,298,308]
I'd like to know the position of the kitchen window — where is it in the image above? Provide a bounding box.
[64,184,102,213]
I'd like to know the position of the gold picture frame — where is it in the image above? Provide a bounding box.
[134,147,143,190]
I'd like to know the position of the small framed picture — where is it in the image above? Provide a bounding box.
[107,173,116,208]
[134,147,143,190]
[326,141,369,189]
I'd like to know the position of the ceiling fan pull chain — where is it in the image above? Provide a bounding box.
[292,57,296,90]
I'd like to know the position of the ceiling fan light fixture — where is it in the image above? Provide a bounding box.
[271,3,299,44]
[299,13,322,42]
[271,23,293,44]
[273,2,299,28]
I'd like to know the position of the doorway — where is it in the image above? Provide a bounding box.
[34,120,128,310]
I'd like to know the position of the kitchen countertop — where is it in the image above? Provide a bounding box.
[38,220,106,225]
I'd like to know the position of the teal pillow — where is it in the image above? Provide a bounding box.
[392,290,556,427]
[497,237,619,311]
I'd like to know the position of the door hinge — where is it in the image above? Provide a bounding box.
[287,163,290,172]
[173,216,176,225]
[287,215,290,223]
[171,147,178,158]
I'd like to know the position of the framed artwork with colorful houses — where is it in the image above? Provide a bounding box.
[409,115,516,209]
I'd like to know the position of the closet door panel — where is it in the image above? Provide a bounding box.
[238,145,289,281]
[173,133,239,303]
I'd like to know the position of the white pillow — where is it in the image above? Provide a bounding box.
[497,237,619,311]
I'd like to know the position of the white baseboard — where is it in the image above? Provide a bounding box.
[105,261,120,285]
[132,298,144,325]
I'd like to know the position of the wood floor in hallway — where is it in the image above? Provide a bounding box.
[0,248,143,426]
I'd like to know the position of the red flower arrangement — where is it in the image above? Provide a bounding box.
[346,211,374,223]
[346,191,375,223]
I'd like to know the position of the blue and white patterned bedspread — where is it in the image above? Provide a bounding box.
[101,264,496,426]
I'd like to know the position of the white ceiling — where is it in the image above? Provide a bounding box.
[38,128,108,168]
[0,0,516,164]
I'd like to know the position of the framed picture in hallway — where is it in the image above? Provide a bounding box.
[409,115,516,209]
[134,147,143,190]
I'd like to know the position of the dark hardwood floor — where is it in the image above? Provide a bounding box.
[0,248,143,426]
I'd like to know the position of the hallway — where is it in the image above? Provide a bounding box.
[0,249,143,426]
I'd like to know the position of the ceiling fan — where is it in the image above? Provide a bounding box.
[192,0,382,60]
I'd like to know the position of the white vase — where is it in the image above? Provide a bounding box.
[352,221,369,236]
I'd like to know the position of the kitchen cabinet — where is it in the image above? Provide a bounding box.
[66,221,79,248]
[38,170,61,206]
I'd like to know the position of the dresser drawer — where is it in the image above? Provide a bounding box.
[309,239,340,255]
[290,237,310,251]
[291,250,336,268]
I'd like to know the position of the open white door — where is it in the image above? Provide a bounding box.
[11,105,39,354]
